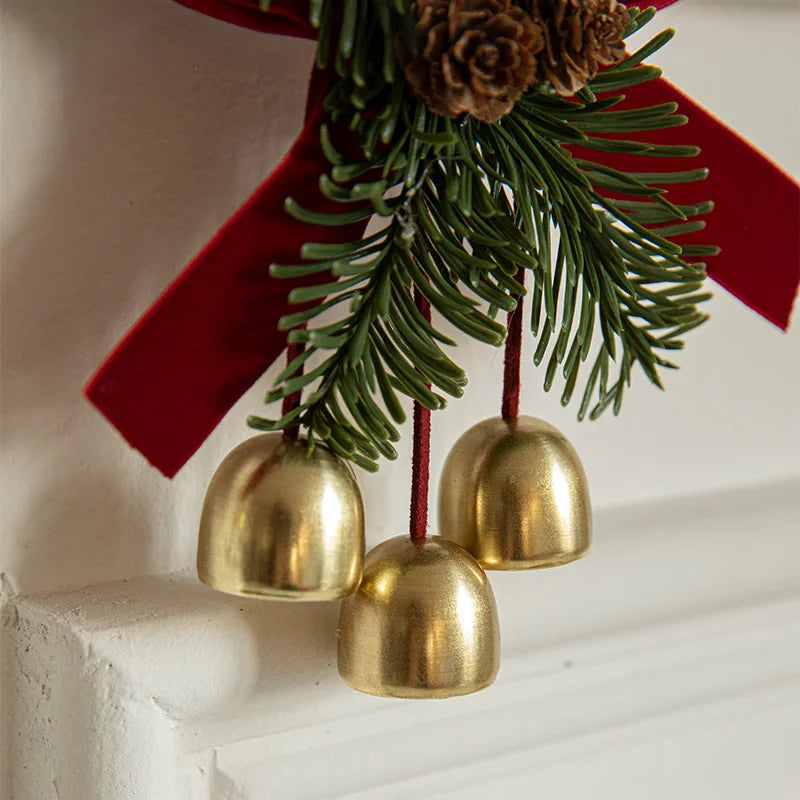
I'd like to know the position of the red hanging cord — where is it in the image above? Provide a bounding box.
[501,269,526,421]
[281,340,305,442]
[409,288,432,541]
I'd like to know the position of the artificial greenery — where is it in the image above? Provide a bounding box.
[249,1,717,471]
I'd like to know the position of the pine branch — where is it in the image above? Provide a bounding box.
[249,1,717,468]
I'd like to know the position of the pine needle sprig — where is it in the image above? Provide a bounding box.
[248,2,717,469]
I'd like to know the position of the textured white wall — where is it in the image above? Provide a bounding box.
[2,0,799,597]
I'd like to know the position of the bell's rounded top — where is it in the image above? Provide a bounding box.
[359,535,491,604]
[337,535,501,699]
[438,415,591,570]
[198,433,364,601]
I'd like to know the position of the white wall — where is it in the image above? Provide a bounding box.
[2,2,799,799]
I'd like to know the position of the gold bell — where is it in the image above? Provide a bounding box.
[197,434,364,600]
[438,416,591,570]
[337,535,500,698]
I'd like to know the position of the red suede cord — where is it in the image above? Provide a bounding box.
[281,340,305,442]
[410,288,432,541]
[502,269,526,421]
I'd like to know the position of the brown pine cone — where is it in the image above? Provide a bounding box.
[534,0,630,96]
[399,0,545,124]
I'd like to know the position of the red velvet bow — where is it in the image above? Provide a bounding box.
[85,0,799,477]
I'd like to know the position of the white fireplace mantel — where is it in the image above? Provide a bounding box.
[4,480,798,799]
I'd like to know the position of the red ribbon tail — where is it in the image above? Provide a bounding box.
[85,73,367,477]
[171,0,316,39]
[572,77,800,330]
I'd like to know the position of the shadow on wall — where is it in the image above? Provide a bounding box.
[0,0,313,593]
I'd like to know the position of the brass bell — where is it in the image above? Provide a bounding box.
[197,434,364,600]
[438,416,591,569]
[337,535,500,698]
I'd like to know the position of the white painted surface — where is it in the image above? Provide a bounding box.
[1,1,799,799]
[4,482,800,799]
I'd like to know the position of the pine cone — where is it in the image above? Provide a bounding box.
[534,0,630,95]
[400,0,545,124]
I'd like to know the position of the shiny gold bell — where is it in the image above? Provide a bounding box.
[337,535,501,698]
[197,434,364,600]
[438,416,591,569]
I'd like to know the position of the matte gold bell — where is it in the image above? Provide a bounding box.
[197,434,364,600]
[337,535,500,698]
[438,416,591,569]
